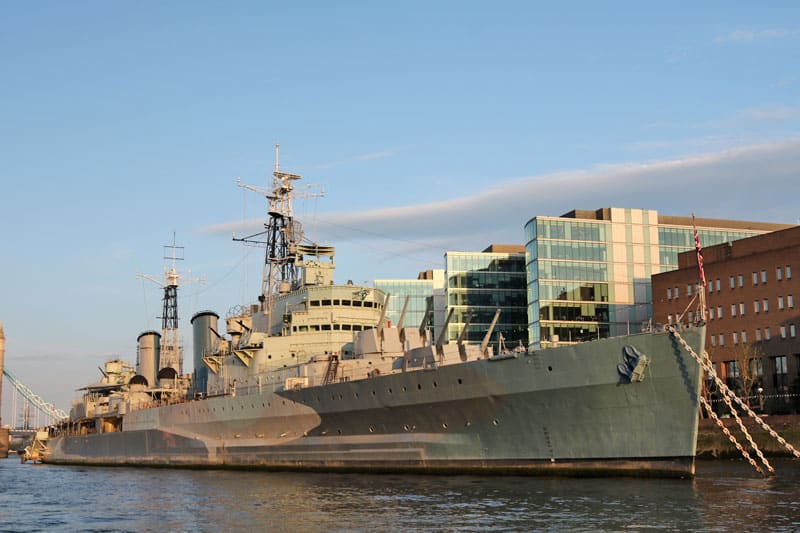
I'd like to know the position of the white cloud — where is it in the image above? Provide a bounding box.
[741,105,800,122]
[715,28,796,44]
[312,149,398,170]
[200,139,800,258]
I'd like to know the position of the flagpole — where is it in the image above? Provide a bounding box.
[692,213,708,323]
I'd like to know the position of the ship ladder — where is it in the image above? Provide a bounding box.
[323,355,339,386]
[670,327,800,476]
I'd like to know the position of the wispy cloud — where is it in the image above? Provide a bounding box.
[741,105,800,122]
[715,28,797,44]
[312,149,398,170]
[199,139,800,258]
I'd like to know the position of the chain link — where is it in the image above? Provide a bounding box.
[699,395,764,474]
[669,326,800,473]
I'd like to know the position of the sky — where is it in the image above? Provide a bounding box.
[1,1,800,418]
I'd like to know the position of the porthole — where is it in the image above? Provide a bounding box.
[492,419,499,426]
[388,388,393,394]
[457,378,463,385]
[465,421,471,427]
[371,390,376,396]
[337,429,342,435]
[403,424,410,431]
[402,386,407,392]
[433,381,438,388]
[548,366,553,372]
[354,392,359,398]
[441,423,448,429]
[417,384,422,390]
[369,425,375,433]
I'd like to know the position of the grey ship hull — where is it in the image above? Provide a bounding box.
[46,329,704,476]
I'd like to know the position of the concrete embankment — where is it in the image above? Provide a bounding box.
[697,414,800,458]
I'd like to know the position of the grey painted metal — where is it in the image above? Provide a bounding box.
[136,331,160,388]
[45,328,704,476]
[191,311,219,395]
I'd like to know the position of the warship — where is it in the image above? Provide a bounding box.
[43,150,706,476]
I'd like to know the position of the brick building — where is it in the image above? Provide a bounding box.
[652,225,800,413]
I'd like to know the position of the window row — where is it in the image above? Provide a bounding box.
[291,323,369,332]
[309,299,383,309]
[706,295,795,319]
[708,324,797,346]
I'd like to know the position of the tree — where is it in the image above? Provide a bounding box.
[729,342,764,409]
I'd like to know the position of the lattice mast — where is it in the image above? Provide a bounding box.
[235,145,323,318]
[137,235,203,374]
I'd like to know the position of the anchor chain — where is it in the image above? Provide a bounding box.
[670,327,800,471]
[699,395,763,475]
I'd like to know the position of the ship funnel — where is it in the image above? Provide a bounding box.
[136,331,161,388]
[191,310,219,396]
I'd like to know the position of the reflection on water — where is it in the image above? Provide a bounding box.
[1,459,798,532]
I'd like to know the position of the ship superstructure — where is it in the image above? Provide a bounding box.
[43,149,707,476]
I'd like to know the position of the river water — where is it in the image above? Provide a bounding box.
[1,458,799,532]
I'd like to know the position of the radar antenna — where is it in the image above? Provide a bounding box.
[234,145,324,316]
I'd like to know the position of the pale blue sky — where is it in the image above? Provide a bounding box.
[2,1,800,415]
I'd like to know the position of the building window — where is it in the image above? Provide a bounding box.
[791,324,797,338]
[739,302,745,316]
[667,287,672,299]
[780,326,787,339]
[753,272,758,285]
[729,276,735,289]
[710,307,715,320]
[687,284,693,297]
[717,306,723,318]
[773,355,788,395]
[675,287,680,298]
[787,265,793,279]
[726,360,740,378]
[711,335,716,347]
[688,311,694,323]
[741,330,747,343]
[777,266,783,281]
[779,296,785,310]
[761,270,767,283]
[667,314,673,325]
[754,300,761,313]
[756,328,762,341]
[716,279,721,292]
[789,295,794,309]
[750,358,763,378]
[765,327,771,340]
[763,299,769,312]
[738,274,744,287]
[719,334,725,346]
[733,332,739,345]
[731,304,737,317]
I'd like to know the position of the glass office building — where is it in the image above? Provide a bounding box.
[373,275,438,331]
[525,208,778,348]
[444,245,528,350]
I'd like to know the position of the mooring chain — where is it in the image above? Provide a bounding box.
[699,347,800,460]
[670,327,800,460]
[698,395,764,474]
[719,385,774,473]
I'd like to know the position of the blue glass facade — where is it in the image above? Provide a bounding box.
[525,210,768,348]
[445,251,527,350]
[373,279,434,330]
